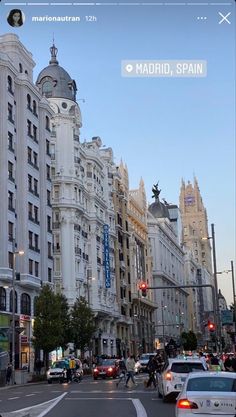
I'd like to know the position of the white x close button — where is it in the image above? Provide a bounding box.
[218,12,231,24]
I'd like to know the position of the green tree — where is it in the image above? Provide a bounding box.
[33,285,70,368]
[70,297,96,357]
[181,330,198,351]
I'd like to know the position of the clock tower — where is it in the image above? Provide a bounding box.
[179,177,212,274]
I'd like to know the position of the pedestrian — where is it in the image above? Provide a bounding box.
[125,355,137,388]
[35,358,42,375]
[224,354,233,372]
[146,355,158,388]
[116,358,127,387]
[199,352,208,370]
[6,363,12,385]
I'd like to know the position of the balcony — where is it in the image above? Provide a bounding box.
[20,273,41,288]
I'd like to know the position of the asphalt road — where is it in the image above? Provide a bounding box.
[0,374,176,417]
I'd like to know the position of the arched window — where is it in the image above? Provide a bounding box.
[0,287,6,311]
[10,290,17,313]
[21,293,31,315]
[42,81,53,97]
[45,115,50,131]
[7,76,13,94]
[27,94,31,110]
[32,100,37,116]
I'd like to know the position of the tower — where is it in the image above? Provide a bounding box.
[179,177,212,274]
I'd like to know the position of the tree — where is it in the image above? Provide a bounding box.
[70,297,96,357]
[33,285,70,368]
[181,330,198,351]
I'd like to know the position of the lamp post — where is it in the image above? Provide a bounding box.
[11,240,24,385]
[202,224,221,352]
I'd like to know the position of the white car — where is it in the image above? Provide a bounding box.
[157,357,206,402]
[139,353,155,372]
[176,371,236,416]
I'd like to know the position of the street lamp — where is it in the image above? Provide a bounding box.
[11,240,24,385]
[202,223,221,352]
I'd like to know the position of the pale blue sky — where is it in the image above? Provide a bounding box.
[1,1,235,304]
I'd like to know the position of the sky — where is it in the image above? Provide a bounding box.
[0,0,235,304]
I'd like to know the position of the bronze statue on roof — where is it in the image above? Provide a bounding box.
[152,182,161,199]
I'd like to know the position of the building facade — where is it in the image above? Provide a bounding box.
[0,34,53,370]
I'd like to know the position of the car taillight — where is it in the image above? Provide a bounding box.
[165,372,172,381]
[94,368,98,373]
[108,367,113,372]
[177,399,198,409]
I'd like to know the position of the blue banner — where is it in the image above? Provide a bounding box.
[103,224,111,288]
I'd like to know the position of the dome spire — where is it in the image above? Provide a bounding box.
[49,37,58,65]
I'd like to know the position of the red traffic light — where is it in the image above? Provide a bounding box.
[139,282,148,297]
[207,321,215,332]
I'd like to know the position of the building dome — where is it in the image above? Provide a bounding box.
[36,44,77,102]
[148,183,170,219]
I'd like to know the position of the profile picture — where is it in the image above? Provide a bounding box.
[7,9,25,27]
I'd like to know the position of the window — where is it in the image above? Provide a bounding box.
[46,115,50,131]
[19,63,23,73]
[42,80,53,97]
[29,259,33,274]
[8,103,13,123]
[34,178,39,196]
[35,234,39,251]
[28,174,33,192]
[8,161,14,181]
[29,231,33,248]
[9,290,17,313]
[0,287,6,311]
[32,100,37,116]
[48,268,52,282]
[46,139,50,156]
[21,293,31,315]
[28,202,33,220]
[27,119,32,136]
[33,125,37,142]
[7,76,13,94]
[35,261,39,277]
[47,190,51,206]
[8,191,14,211]
[27,94,31,110]
[34,206,39,223]
[8,252,13,269]
[8,131,14,151]
[47,216,51,233]
[27,147,32,163]
[8,221,14,241]
[33,151,38,167]
[48,242,52,258]
[46,164,50,180]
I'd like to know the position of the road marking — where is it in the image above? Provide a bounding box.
[25,393,36,397]
[132,399,148,417]
[9,392,67,415]
[69,390,157,394]
[8,397,19,400]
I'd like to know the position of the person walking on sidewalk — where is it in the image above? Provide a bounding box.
[125,355,137,388]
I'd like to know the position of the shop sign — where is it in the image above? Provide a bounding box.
[20,315,30,321]
[21,335,28,344]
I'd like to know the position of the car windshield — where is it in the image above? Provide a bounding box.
[187,377,236,392]
[99,360,116,366]
[51,361,66,369]
[171,362,204,373]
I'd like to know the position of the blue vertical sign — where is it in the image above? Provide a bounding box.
[103,224,111,288]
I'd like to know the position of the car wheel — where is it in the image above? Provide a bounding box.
[47,380,52,384]
[94,377,98,380]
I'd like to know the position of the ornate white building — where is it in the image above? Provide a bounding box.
[0,33,53,370]
[36,45,119,356]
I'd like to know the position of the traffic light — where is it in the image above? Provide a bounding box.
[207,321,215,332]
[139,282,147,297]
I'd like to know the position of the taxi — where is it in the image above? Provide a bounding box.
[157,357,206,402]
[176,371,236,416]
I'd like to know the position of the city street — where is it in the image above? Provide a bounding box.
[0,374,176,417]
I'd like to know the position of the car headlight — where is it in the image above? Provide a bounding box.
[108,367,113,372]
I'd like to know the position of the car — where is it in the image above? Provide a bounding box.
[176,371,236,416]
[93,359,119,380]
[139,353,156,372]
[47,358,83,384]
[157,357,206,402]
